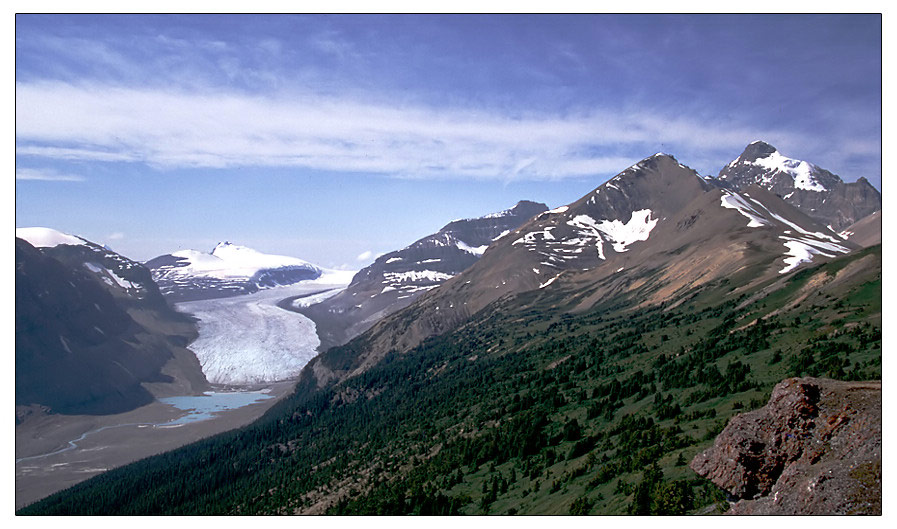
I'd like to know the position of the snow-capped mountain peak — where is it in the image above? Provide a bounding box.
[720,141,832,192]
[147,242,323,302]
[209,241,318,271]
[717,141,880,232]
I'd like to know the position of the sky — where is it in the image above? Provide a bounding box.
[14,14,883,269]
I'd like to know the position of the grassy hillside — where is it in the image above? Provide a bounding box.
[19,245,881,515]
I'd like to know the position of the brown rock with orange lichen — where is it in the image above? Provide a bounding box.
[690,377,881,515]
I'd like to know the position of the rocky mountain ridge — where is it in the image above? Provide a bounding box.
[305,149,862,389]
[297,200,547,350]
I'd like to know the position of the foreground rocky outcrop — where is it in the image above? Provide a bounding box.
[691,377,881,514]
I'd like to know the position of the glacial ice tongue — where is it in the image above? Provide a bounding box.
[176,283,333,384]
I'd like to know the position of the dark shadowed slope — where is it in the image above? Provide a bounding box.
[15,233,206,416]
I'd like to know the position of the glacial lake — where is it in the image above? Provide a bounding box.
[159,391,274,425]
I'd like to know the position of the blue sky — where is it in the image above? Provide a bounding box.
[15,14,882,268]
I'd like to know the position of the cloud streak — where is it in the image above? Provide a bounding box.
[15,167,85,181]
[15,81,801,181]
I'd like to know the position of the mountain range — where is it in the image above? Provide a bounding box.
[17,141,881,515]
[297,200,547,350]
[304,146,873,389]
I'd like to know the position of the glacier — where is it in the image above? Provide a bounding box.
[176,275,352,385]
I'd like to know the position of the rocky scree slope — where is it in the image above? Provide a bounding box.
[691,377,881,515]
[837,210,881,249]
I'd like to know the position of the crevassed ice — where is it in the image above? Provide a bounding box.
[176,284,326,384]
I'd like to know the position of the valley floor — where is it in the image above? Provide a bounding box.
[16,278,353,510]
[15,380,296,510]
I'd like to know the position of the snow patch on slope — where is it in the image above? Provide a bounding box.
[492,229,511,241]
[720,192,772,227]
[567,209,658,255]
[384,270,453,283]
[539,273,561,289]
[779,237,850,274]
[513,226,556,245]
[83,262,141,291]
[595,209,658,252]
[456,240,489,256]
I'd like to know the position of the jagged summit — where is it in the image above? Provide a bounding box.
[741,140,779,159]
[719,141,881,231]
[452,200,546,223]
[721,141,834,192]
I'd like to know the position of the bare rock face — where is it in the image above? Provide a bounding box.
[690,377,881,515]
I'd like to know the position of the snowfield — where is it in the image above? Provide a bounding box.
[16,227,87,248]
[163,242,321,281]
[176,273,353,385]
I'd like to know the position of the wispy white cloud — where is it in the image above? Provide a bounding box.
[15,167,85,181]
[15,81,812,181]
[356,250,373,261]
[107,232,125,240]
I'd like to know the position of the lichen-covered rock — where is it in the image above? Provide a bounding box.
[690,377,881,514]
